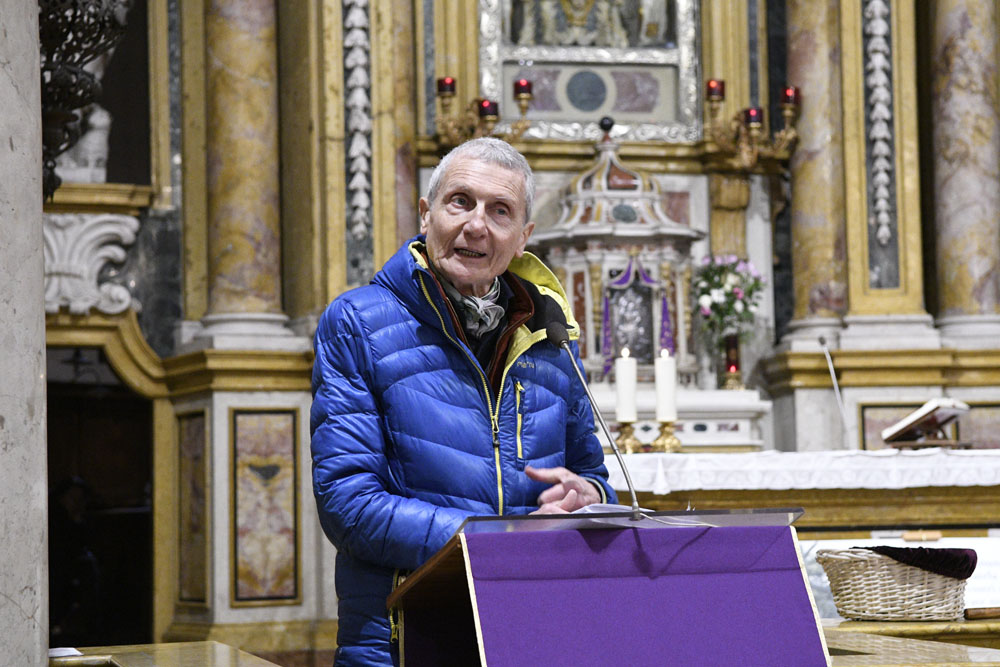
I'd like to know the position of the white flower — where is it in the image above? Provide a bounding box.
[710,288,725,303]
[725,273,739,287]
[735,301,745,313]
[724,284,732,293]
[698,294,713,310]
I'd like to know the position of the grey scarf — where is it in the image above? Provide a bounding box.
[431,265,506,339]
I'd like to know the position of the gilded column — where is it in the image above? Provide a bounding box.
[782,0,847,347]
[708,174,750,258]
[931,0,1000,347]
[201,0,290,339]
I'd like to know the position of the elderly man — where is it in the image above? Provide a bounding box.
[311,137,615,665]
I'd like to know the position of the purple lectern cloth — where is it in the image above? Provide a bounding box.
[464,525,827,666]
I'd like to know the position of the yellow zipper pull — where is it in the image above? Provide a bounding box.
[390,607,400,642]
[389,568,404,642]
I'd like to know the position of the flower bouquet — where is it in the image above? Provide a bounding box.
[694,255,766,388]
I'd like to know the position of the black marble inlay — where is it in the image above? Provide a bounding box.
[110,209,183,358]
[767,0,787,139]
[768,0,793,341]
[566,70,606,112]
[167,0,182,210]
[102,0,184,360]
[612,203,638,222]
[772,174,794,342]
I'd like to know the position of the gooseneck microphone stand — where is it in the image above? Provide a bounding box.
[546,322,642,522]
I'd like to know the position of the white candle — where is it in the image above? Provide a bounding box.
[655,348,678,422]
[615,347,638,422]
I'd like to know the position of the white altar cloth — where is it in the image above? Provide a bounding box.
[606,448,1000,495]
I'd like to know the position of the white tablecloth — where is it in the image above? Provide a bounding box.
[606,448,1000,495]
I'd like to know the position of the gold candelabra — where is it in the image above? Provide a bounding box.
[434,76,534,147]
[704,79,800,170]
[614,422,642,455]
[651,421,682,453]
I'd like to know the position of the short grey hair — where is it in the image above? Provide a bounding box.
[426,137,535,223]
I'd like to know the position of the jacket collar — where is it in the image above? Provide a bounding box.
[371,235,580,340]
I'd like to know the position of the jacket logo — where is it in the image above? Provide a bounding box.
[516,359,535,370]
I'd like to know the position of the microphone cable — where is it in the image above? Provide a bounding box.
[819,336,850,437]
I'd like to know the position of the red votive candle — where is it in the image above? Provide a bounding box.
[479,99,499,117]
[514,78,532,96]
[783,85,801,106]
[437,76,456,94]
[743,107,763,126]
[706,79,725,101]
[725,336,740,373]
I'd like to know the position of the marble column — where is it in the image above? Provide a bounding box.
[931,0,1000,348]
[199,0,292,345]
[0,2,48,662]
[782,0,848,350]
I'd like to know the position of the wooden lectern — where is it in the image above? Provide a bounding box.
[881,398,971,449]
[387,509,830,666]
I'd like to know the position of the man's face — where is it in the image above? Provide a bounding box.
[419,155,535,297]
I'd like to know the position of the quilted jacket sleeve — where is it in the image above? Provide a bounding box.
[310,299,474,571]
[563,341,617,504]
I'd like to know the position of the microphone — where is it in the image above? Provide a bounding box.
[545,322,642,522]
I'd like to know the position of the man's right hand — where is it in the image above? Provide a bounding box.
[530,488,580,514]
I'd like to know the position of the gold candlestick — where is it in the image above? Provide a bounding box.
[722,369,744,390]
[615,422,642,454]
[651,421,681,453]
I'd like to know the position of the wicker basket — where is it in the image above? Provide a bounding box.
[816,548,966,621]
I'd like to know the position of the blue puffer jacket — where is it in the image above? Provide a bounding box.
[310,236,615,666]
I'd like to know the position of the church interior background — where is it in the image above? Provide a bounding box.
[3,0,1000,663]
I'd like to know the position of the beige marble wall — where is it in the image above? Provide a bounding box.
[205,0,282,315]
[786,0,848,323]
[0,3,47,662]
[931,0,1000,318]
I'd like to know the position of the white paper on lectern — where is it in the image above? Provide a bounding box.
[49,648,84,657]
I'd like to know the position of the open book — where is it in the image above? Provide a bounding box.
[880,397,970,444]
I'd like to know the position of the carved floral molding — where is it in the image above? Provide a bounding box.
[44,212,138,315]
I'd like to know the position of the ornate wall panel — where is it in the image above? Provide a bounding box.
[178,411,209,606]
[861,0,900,289]
[231,409,299,606]
[841,0,926,316]
[476,0,701,142]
